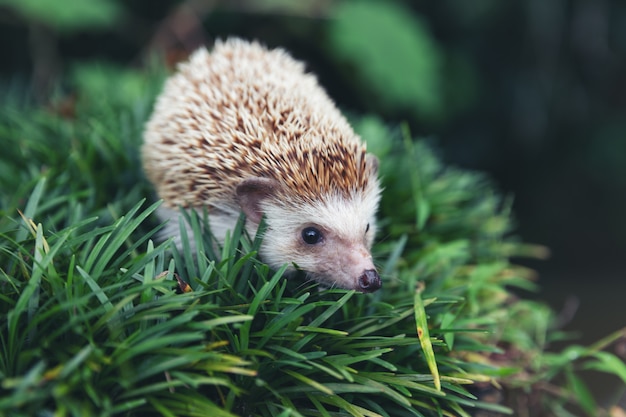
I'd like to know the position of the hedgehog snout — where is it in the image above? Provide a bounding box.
[358,269,381,293]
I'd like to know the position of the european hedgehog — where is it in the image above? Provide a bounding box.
[142,39,382,292]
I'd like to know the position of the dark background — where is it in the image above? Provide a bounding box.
[2,0,624,390]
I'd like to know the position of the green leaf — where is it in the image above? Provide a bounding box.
[296,326,349,336]
[16,177,46,243]
[565,367,597,415]
[0,0,123,31]
[282,369,334,395]
[414,284,441,391]
[584,351,626,385]
[315,394,383,417]
[329,1,443,119]
[76,266,114,312]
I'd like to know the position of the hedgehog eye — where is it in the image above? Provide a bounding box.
[301,227,323,245]
[365,223,370,234]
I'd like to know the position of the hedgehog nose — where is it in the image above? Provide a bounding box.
[358,269,381,293]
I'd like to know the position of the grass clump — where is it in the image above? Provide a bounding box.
[1,64,625,417]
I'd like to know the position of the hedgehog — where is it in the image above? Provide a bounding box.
[142,38,382,292]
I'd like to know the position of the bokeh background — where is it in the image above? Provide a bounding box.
[1,0,625,399]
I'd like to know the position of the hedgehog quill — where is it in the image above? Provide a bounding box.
[142,39,382,292]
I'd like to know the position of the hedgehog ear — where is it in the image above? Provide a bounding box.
[366,154,379,174]
[235,177,281,224]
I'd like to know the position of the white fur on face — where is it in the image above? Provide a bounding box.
[258,182,381,290]
[158,176,381,291]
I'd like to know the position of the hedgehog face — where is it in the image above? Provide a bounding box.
[287,220,381,292]
[236,177,382,292]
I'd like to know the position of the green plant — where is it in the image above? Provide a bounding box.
[0,0,123,32]
[1,62,625,417]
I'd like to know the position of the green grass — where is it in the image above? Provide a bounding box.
[1,63,625,417]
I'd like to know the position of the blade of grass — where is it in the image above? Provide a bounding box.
[414,282,441,391]
[15,177,46,243]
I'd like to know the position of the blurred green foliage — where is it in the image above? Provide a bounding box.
[0,0,122,31]
[328,1,443,120]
